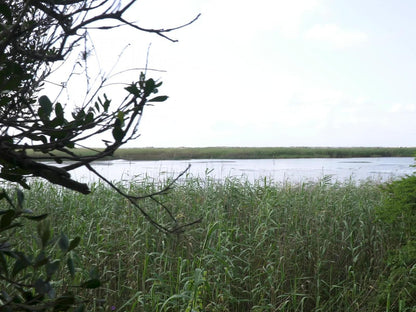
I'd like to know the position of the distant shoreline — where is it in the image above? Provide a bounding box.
[30,146,416,161]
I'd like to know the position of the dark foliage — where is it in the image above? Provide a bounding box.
[0,189,99,310]
[0,0,200,309]
[0,0,199,193]
[376,174,416,310]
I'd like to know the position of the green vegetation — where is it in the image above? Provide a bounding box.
[0,189,99,311]
[116,146,416,160]
[1,0,197,307]
[4,176,415,311]
[2,0,414,309]
[31,146,416,161]
[376,176,416,310]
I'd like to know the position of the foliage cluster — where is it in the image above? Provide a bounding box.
[1,0,199,310]
[0,189,101,310]
[0,0,171,193]
[376,175,416,310]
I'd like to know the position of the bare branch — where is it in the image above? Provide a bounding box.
[85,163,201,234]
[85,163,171,233]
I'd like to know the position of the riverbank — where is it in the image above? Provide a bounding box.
[30,146,416,160]
[115,146,416,160]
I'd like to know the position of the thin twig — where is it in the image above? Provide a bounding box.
[85,163,171,233]
[85,163,201,233]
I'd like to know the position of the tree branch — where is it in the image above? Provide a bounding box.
[85,163,202,234]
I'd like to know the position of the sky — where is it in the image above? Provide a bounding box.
[49,0,416,147]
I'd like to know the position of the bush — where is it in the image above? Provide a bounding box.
[376,174,416,311]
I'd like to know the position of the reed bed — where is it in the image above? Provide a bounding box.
[27,146,416,160]
[113,146,416,160]
[8,176,408,311]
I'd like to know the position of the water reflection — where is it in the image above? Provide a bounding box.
[67,157,415,184]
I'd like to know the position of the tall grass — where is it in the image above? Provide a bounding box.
[7,176,411,311]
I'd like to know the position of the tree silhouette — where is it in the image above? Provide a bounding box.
[0,0,201,232]
[0,1,200,309]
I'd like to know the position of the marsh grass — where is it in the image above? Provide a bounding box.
[27,146,416,160]
[7,176,412,311]
[109,146,416,160]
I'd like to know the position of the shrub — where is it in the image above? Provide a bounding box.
[376,174,416,311]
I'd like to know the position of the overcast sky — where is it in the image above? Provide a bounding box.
[52,0,416,147]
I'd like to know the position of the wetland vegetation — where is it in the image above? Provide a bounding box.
[113,146,416,160]
[28,146,416,161]
[5,175,415,311]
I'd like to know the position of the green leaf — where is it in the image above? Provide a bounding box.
[12,255,31,277]
[16,189,24,209]
[94,101,99,112]
[37,220,51,248]
[81,278,101,289]
[103,94,111,112]
[67,256,75,277]
[38,96,53,120]
[125,83,140,97]
[85,112,94,124]
[74,109,85,124]
[55,102,64,123]
[148,95,168,103]
[112,119,124,142]
[68,236,81,252]
[0,210,14,229]
[59,233,69,252]
[117,110,125,125]
[144,78,156,97]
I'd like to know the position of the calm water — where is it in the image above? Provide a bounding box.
[68,157,415,184]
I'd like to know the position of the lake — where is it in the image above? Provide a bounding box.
[69,157,415,184]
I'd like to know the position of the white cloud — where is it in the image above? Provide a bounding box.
[197,0,323,40]
[259,0,323,38]
[305,24,368,49]
[390,103,416,113]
